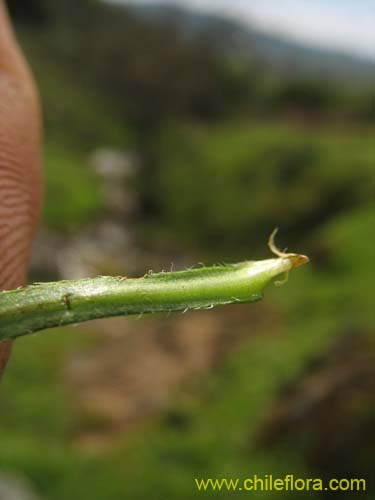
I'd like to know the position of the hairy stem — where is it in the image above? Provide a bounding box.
[0,251,308,341]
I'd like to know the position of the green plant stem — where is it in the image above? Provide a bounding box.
[0,251,308,341]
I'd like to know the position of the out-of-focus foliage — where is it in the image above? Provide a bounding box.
[43,145,101,232]
[6,0,94,26]
[273,79,338,112]
[6,0,49,25]
[9,0,252,142]
[1,203,373,500]
[156,123,373,256]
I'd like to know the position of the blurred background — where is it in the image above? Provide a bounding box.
[0,0,374,498]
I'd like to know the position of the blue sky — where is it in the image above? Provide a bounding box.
[110,0,375,59]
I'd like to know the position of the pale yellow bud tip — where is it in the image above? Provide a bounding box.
[268,228,309,269]
[288,253,310,268]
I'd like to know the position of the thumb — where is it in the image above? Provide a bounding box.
[0,1,43,379]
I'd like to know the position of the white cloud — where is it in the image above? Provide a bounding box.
[110,0,375,59]
[241,0,375,59]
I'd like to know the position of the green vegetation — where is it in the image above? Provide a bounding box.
[1,202,373,499]
[1,117,373,498]
[1,0,373,498]
[43,145,101,232]
[156,122,373,256]
[0,252,308,340]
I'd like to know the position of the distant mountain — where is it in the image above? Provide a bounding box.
[125,2,375,85]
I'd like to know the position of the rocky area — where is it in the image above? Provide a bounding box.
[0,474,41,500]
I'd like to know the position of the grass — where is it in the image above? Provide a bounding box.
[156,121,374,258]
[43,144,102,232]
[20,31,133,153]
[5,23,372,500]
[0,200,373,499]
[0,117,373,498]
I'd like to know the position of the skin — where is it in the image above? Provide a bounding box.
[0,1,42,379]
